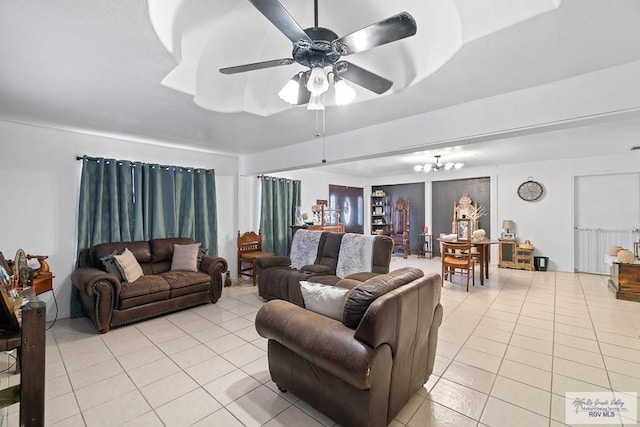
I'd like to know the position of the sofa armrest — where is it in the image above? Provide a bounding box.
[256,300,386,390]
[257,255,290,270]
[199,255,228,302]
[72,267,122,297]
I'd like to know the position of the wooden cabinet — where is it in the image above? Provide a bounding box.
[609,262,640,302]
[499,239,534,271]
[371,191,390,234]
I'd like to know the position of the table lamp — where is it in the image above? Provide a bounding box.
[502,220,515,233]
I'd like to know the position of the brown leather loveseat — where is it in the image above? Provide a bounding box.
[72,237,228,333]
[255,267,443,427]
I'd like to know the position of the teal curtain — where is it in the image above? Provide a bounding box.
[73,156,218,317]
[259,176,301,255]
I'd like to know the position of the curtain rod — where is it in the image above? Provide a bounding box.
[76,155,214,173]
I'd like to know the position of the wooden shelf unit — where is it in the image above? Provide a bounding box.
[371,191,390,235]
[498,239,535,271]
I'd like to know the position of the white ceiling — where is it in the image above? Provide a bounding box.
[2,0,640,178]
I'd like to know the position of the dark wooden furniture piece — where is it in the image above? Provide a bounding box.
[608,260,640,302]
[499,239,534,271]
[0,295,46,426]
[441,242,476,291]
[238,231,274,286]
[390,197,410,258]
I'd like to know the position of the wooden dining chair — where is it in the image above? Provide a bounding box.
[237,231,274,286]
[441,242,475,291]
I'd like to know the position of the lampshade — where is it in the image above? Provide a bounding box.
[307,93,324,110]
[502,220,515,231]
[334,78,355,105]
[278,75,301,105]
[306,66,329,95]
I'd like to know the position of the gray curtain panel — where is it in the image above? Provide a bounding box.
[259,176,301,256]
[73,156,218,317]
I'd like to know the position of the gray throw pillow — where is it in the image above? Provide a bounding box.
[100,250,123,281]
[197,246,207,268]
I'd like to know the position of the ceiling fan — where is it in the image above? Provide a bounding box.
[220,0,417,108]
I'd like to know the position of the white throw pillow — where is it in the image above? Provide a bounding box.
[299,281,349,321]
[113,248,144,283]
[171,243,201,272]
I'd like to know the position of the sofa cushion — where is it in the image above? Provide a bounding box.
[160,271,211,298]
[114,248,144,282]
[100,250,123,281]
[171,243,201,272]
[342,267,424,328]
[300,281,349,321]
[119,275,171,309]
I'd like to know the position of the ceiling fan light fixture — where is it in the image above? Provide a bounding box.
[278,74,301,105]
[414,165,423,172]
[454,162,464,169]
[307,66,329,95]
[334,78,355,105]
[307,93,324,110]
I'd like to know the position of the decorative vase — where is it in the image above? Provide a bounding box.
[609,245,623,256]
[294,206,304,226]
[472,229,486,242]
[618,249,634,264]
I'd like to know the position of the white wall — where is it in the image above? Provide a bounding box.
[0,120,238,321]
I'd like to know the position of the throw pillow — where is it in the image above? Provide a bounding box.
[113,248,144,283]
[171,243,201,272]
[99,249,123,281]
[299,281,349,321]
[197,246,208,268]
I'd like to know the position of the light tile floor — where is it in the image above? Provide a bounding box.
[2,256,640,426]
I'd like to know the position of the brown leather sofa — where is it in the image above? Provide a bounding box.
[255,267,443,427]
[72,237,228,333]
[257,231,393,306]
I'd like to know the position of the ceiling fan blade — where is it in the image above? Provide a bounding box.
[249,0,311,43]
[335,12,417,55]
[335,61,392,94]
[220,58,295,74]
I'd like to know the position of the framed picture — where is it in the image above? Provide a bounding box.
[457,218,472,241]
[502,232,515,240]
[0,252,10,286]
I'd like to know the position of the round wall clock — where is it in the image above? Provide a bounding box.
[517,178,544,201]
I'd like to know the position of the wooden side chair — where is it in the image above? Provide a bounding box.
[237,230,274,286]
[441,242,475,292]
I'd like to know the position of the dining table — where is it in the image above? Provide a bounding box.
[437,238,499,285]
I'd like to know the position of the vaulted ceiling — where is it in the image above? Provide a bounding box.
[2,0,640,177]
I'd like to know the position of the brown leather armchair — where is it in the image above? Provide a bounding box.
[255,267,443,427]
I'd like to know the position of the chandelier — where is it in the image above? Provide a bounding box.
[414,155,463,172]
